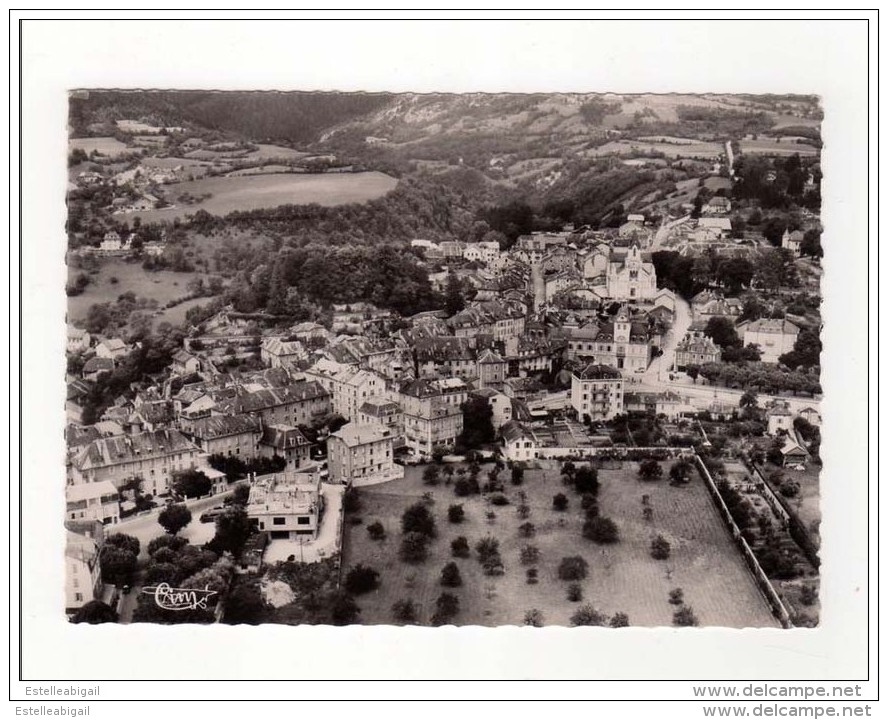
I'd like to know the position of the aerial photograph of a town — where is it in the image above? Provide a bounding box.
[64,90,823,629]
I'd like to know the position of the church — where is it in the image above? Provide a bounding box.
[605,245,657,301]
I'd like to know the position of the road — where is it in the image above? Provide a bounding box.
[531,262,545,312]
[651,214,690,252]
[634,376,821,413]
[643,293,692,384]
[109,489,236,559]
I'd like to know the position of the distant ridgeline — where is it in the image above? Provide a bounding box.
[68,90,392,144]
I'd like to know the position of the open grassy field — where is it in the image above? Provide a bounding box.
[585,139,723,160]
[67,258,208,324]
[69,136,131,157]
[739,138,819,156]
[341,461,779,628]
[125,171,398,224]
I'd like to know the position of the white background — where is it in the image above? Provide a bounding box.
[11,9,878,708]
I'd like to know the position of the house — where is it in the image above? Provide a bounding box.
[66,481,120,526]
[736,318,800,364]
[781,229,804,258]
[70,429,203,498]
[327,423,403,486]
[261,337,306,369]
[586,305,650,373]
[66,380,93,423]
[471,387,513,429]
[448,300,526,341]
[476,348,507,388]
[413,336,477,380]
[697,217,733,239]
[565,323,600,362]
[624,391,683,420]
[691,290,743,323]
[259,424,312,469]
[463,241,500,265]
[246,471,323,540]
[766,403,795,436]
[780,434,809,467]
[95,338,128,362]
[398,379,464,457]
[172,349,201,375]
[798,407,822,427]
[604,245,658,301]
[674,331,722,370]
[357,396,404,447]
[303,361,384,421]
[702,196,731,214]
[100,231,123,251]
[501,421,537,463]
[184,415,262,459]
[67,326,91,354]
[134,400,175,432]
[439,240,466,259]
[582,246,610,279]
[65,524,105,615]
[212,381,332,428]
[82,356,115,381]
[570,363,624,421]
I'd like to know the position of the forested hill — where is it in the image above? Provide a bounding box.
[68,90,392,143]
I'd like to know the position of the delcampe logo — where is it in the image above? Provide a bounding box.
[141,583,218,611]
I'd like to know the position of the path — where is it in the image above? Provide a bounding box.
[642,293,692,384]
[531,262,545,312]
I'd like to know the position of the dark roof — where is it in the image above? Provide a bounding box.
[214,381,329,415]
[83,357,114,374]
[189,415,261,439]
[260,424,310,450]
[574,363,622,381]
[414,336,475,362]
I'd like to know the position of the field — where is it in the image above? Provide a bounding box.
[341,461,779,628]
[739,137,819,156]
[124,171,398,224]
[67,258,213,325]
[69,136,131,157]
[585,139,723,160]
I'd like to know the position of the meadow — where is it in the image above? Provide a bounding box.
[69,136,131,157]
[124,171,398,224]
[340,460,779,628]
[739,138,819,156]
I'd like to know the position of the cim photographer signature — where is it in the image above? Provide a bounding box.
[141,583,218,611]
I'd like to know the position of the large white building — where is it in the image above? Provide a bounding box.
[735,318,801,364]
[246,471,322,540]
[570,363,625,421]
[605,245,657,301]
[327,423,403,487]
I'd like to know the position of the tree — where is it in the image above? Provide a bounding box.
[330,592,361,626]
[100,546,138,587]
[638,459,663,481]
[610,612,630,628]
[431,592,460,626]
[105,533,140,558]
[70,600,118,624]
[173,469,213,499]
[518,521,536,538]
[367,521,386,541]
[229,483,251,507]
[400,532,430,564]
[447,504,466,524]
[511,464,525,485]
[570,604,609,627]
[673,606,699,627]
[392,599,418,624]
[458,395,495,450]
[669,588,685,605]
[450,536,470,558]
[342,488,363,514]
[222,582,269,625]
[520,544,540,565]
[583,516,620,544]
[345,564,380,595]
[574,466,599,495]
[207,507,252,556]
[739,390,759,408]
[552,493,569,511]
[669,459,695,486]
[524,609,544,627]
[422,465,441,486]
[444,273,466,317]
[401,502,436,538]
[440,562,463,587]
[651,534,672,560]
[147,534,188,557]
[567,583,583,602]
[558,556,589,581]
[158,503,192,535]
[704,316,742,350]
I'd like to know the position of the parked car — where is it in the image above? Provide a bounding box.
[200,508,225,523]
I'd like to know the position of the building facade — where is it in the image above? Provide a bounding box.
[570,364,625,421]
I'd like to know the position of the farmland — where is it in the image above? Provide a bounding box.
[69,136,131,157]
[739,137,820,156]
[124,171,399,224]
[340,460,779,628]
[585,139,724,160]
[67,258,214,326]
